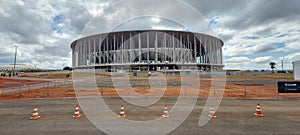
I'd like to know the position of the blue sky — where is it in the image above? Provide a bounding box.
[51,14,65,34]
[0,0,299,70]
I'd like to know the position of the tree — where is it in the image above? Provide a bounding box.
[63,66,72,71]
[269,62,276,73]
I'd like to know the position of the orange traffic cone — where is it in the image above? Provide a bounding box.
[73,104,81,118]
[208,106,217,118]
[162,105,170,118]
[119,104,126,118]
[30,106,40,120]
[254,104,263,117]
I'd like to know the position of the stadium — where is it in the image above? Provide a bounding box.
[70,30,224,71]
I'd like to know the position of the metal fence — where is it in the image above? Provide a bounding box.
[96,78,279,97]
[0,79,283,98]
[223,80,278,97]
[1,80,72,96]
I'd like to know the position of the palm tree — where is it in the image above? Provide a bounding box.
[269,62,276,73]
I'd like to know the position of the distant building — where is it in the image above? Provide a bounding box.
[70,30,224,71]
[293,60,300,80]
[0,64,35,71]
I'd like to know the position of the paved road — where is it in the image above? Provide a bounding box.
[0,98,299,135]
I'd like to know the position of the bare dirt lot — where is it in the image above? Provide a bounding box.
[0,78,47,88]
[0,72,299,100]
[0,72,299,135]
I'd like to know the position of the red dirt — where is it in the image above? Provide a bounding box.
[0,86,75,100]
[1,75,299,100]
[0,78,47,88]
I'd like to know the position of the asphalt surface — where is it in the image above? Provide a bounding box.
[0,98,299,135]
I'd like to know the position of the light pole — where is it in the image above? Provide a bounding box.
[13,46,18,76]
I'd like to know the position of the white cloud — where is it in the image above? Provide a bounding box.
[225,57,251,70]
[220,18,300,65]
[253,56,273,64]
[225,56,277,70]
[284,53,300,62]
[0,0,100,69]
[285,42,300,51]
[0,0,299,70]
[151,17,161,23]
[226,57,249,62]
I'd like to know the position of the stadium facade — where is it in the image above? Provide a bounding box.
[70,30,224,71]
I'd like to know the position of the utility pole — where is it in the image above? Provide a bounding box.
[13,46,18,76]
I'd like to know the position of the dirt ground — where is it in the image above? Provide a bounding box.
[0,78,47,88]
[0,72,299,100]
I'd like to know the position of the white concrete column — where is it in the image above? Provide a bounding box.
[218,42,221,65]
[72,45,75,67]
[93,37,96,65]
[199,36,202,63]
[124,35,128,63]
[209,37,212,64]
[194,35,196,63]
[211,38,214,65]
[213,39,216,65]
[72,41,78,67]
[155,32,158,63]
[72,45,74,67]
[114,34,116,64]
[172,33,175,63]
[84,39,86,65]
[215,41,218,65]
[106,36,109,64]
[212,38,215,65]
[88,39,91,66]
[138,33,141,63]
[203,36,206,63]
[80,40,82,66]
[220,41,223,65]
[73,44,75,67]
[147,32,149,63]
[215,40,217,65]
[130,33,132,64]
[121,33,124,64]
[216,41,218,65]
[164,32,167,62]
[76,45,79,67]
[83,39,86,65]
[210,38,213,70]
[219,41,223,64]
[83,40,85,65]
[180,33,182,63]
[207,37,210,64]
[99,37,102,64]
[187,34,190,63]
